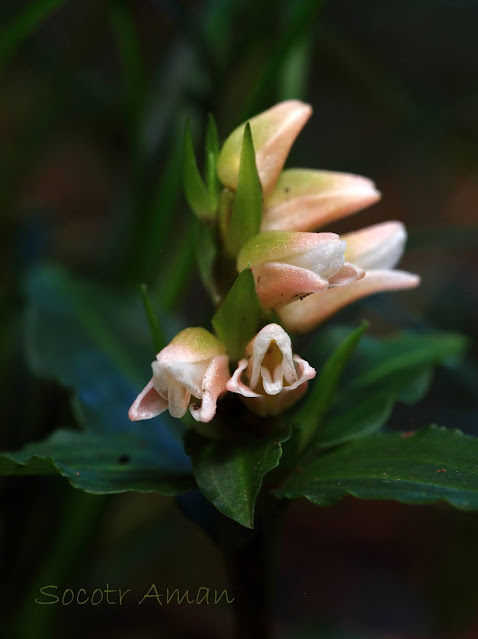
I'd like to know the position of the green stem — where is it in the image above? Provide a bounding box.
[219,496,288,639]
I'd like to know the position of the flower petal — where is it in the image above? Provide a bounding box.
[226,358,262,398]
[247,323,297,389]
[190,354,230,422]
[217,100,312,194]
[157,327,226,365]
[252,262,329,310]
[128,380,168,421]
[167,377,191,418]
[237,230,342,271]
[262,169,381,232]
[278,269,421,332]
[328,262,365,287]
[343,221,407,270]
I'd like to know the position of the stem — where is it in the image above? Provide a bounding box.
[219,496,288,639]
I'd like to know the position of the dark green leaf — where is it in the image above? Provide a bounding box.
[195,218,218,302]
[1,430,194,495]
[224,123,262,257]
[109,0,145,130]
[316,394,394,448]
[205,113,220,210]
[275,426,478,510]
[293,322,368,451]
[212,269,262,361]
[183,120,215,222]
[140,283,166,353]
[23,264,190,473]
[188,430,290,528]
[306,329,467,449]
[0,0,67,74]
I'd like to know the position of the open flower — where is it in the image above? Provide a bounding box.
[129,328,229,423]
[237,230,365,310]
[227,323,316,416]
[278,221,420,332]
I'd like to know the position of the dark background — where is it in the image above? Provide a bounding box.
[1,1,477,637]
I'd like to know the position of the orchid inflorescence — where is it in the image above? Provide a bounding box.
[129,101,420,427]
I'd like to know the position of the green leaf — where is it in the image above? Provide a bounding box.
[212,269,262,361]
[306,329,467,449]
[23,264,190,472]
[224,122,262,257]
[188,430,290,528]
[293,322,368,451]
[195,218,218,302]
[140,283,166,353]
[205,113,220,210]
[0,0,67,74]
[275,426,478,511]
[182,120,215,222]
[0,430,194,495]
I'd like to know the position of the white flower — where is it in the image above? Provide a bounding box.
[226,323,316,416]
[129,327,229,423]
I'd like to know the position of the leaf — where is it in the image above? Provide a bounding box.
[188,430,290,528]
[306,329,467,449]
[140,283,166,353]
[205,113,220,210]
[0,430,194,495]
[224,123,262,257]
[275,426,478,511]
[0,0,68,74]
[293,322,368,450]
[23,264,190,472]
[182,120,215,222]
[212,269,262,361]
[195,218,218,302]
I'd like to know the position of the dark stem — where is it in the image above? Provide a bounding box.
[219,496,288,639]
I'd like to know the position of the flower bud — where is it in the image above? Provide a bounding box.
[129,328,229,423]
[262,169,381,232]
[217,100,312,195]
[226,323,316,416]
[237,230,364,310]
[278,222,420,332]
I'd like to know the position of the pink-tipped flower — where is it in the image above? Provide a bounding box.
[261,169,381,232]
[226,323,316,416]
[278,221,420,332]
[217,100,312,195]
[237,230,365,310]
[129,328,229,423]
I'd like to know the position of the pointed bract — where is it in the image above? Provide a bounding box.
[217,101,312,195]
[262,169,381,232]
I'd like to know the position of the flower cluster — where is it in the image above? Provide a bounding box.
[129,101,420,426]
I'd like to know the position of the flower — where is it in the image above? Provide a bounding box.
[217,100,312,195]
[128,327,230,423]
[278,221,420,332]
[226,323,316,416]
[237,230,365,310]
[261,168,381,232]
